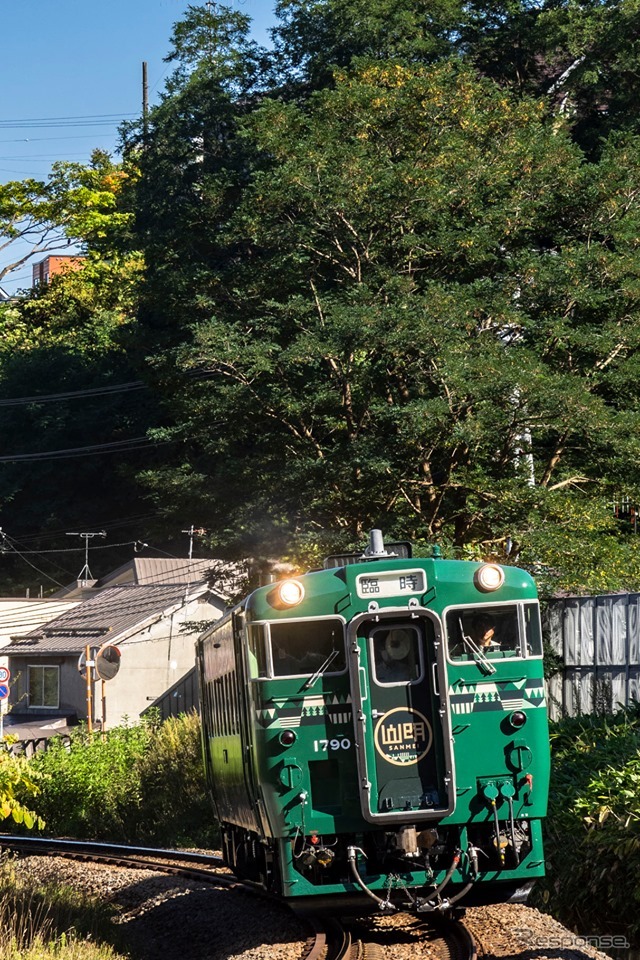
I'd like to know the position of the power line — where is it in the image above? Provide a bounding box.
[0,381,146,406]
[0,114,137,130]
[0,437,170,463]
[8,514,159,544]
[0,135,120,144]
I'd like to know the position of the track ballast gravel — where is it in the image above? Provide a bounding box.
[13,856,616,960]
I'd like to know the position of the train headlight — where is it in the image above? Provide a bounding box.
[279,729,297,746]
[278,579,305,606]
[474,563,505,592]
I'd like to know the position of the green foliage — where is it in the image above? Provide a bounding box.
[539,707,640,944]
[31,723,153,841]
[273,0,464,86]
[0,752,44,831]
[134,712,219,846]
[31,714,217,848]
[129,56,640,592]
[0,151,135,287]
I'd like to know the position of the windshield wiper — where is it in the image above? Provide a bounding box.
[458,617,496,675]
[303,649,340,689]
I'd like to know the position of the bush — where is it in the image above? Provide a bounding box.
[134,711,218,847]
[537,705,640,945]
[31,712,218,848]
[0,750,45,831]
[31,720,153,842]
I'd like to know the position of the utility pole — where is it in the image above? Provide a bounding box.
[142,61,149,140]
[66,531,107,586]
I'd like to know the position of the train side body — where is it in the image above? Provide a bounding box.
[197,550,550,913]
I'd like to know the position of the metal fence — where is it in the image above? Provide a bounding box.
[8,735,71,758]
[544,594,640,719]
[142,667,199,722]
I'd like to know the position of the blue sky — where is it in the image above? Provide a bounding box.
[1,0,277,289]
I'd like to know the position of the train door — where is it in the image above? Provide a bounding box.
[348,610,455,824]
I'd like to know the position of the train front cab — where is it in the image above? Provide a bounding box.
[266,564,548,914]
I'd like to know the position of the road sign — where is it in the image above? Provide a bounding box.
[0,683,9,700]
[0,667,9,684]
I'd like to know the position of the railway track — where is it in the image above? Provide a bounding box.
[0,834,478,960]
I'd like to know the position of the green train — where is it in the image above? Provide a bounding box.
[196,531,549,914]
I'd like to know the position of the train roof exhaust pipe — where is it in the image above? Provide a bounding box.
[362,529,398,560]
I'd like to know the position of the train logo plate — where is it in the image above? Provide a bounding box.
[374,707,433,766]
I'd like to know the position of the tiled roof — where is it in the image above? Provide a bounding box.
[9,583,205,655]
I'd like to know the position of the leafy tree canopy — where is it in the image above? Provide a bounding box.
[129,57,640,590]
[0,150,134,286]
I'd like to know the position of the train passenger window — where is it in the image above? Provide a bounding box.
[270,618,345,678]
[447,606,521,661]
[371,626,421,684]
[247,624,268,679]
[524,603,543,657]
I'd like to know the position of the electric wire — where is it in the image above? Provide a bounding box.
[0,437,172,463]
[0,381,146,406]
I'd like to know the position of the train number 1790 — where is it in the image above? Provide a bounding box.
[313,738,351,752]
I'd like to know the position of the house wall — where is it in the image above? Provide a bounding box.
[7,593,225,729]
[102,596,224,727]
[32,255,85,286]
[9,655,87,720]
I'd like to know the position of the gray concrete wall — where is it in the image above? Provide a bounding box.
[92,594,225,728]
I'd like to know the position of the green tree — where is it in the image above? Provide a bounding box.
[272,0,464,87]
[0,151,133,287]
[0,153,167,586]
[128,58,640,588]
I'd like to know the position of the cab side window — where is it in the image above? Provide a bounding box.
[447,606,521,661]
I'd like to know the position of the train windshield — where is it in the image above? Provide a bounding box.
[446,603,542,662]
[269,618,346,678]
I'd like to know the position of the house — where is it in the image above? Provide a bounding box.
[32,254,86,287]
[7,580,226,730]
[0,284,11,302]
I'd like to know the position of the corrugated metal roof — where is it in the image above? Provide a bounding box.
[9,584,205,655]
[112,558,214,586]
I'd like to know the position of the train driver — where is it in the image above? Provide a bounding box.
[374,628,419,683]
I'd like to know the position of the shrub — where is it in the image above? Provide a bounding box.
[538,705,640,945]
[134,711,218,847]
[31,720,153,842]
[0,750,45,831]
[31,712,218,848]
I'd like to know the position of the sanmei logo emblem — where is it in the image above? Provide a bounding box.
[374,707,433,766]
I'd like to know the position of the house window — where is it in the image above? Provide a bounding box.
[28,665,59,709]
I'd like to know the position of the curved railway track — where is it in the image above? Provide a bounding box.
[0,834,478,960]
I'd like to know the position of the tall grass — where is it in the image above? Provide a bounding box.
[0,856,127,959]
